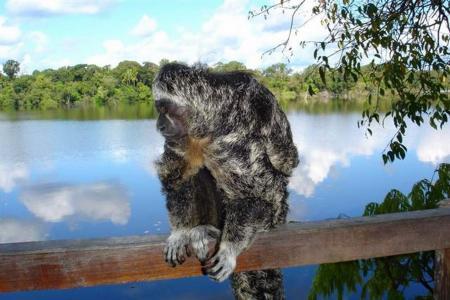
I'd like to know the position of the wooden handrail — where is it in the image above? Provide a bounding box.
[2,207,450,293]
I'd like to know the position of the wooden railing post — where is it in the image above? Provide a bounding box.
[434,248,450,300]
[435,199,450,300]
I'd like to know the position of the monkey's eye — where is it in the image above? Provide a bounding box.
[159,106,167,114]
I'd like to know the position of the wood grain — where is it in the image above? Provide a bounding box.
[2,208,450,293]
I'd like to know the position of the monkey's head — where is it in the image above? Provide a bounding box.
[155,98,189,142]
[153,63,212,141]
[153,63,264,141]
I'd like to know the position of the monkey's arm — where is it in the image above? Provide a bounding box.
[203,199,275,282]
[158,146,220,265]
[157,147,195,266]
[157,146,194,228]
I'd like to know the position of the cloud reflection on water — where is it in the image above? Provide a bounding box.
[287,113,450,198]
[287,113,392,198]
[0,163,29,193]
[0,218,46,243]
[20,181,130,225]
[416,126,450,165]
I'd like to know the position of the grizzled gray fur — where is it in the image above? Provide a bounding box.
[153,63,299,300]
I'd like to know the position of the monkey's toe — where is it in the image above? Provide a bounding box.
[164,230,190,267]
[202,245,237,282]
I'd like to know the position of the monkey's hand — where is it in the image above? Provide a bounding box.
[189,225,220,263]
[164,229,191,267]
[202,242,238,282]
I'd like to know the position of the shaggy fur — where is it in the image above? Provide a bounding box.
[154,63,299,299]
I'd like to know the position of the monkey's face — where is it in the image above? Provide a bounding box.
[155,99,189,142]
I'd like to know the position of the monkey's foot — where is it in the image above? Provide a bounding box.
[164,229,190,267]
[202,242,237,282]
[189,225,220,262]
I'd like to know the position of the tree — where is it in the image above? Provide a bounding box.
[251,0,450,163]
[139,62,159,86]
[262,63,292,78]
[2,60,20,79]
[213,61,247,72]
[121,68,138,86]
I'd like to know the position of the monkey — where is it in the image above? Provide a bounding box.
[153,63,299,299]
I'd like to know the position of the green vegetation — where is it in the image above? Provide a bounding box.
[1,59,440,113]
[308,163,450,300]
[0,60,159,111]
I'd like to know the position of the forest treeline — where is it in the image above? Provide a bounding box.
[0,59,445,111]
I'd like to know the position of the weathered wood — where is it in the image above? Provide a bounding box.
[435,199,450,300]
[434,248,450,300]
[2,208,450,293]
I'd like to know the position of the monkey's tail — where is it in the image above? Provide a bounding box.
[230,269,285,300]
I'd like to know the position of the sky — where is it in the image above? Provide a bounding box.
[0,0,325,74]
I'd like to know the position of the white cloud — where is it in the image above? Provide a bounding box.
[87,39,126,67]
[87,0,326,69]
[6,0,115,16]
[28,31,48,52]
[0,44,21,61]
[131,15,157,37]
[0,218,46,243]
[20,181,131,225]
[0,16,23,61]
[0,16,21,45]
[0,19,51,74]
[0,163,29,193]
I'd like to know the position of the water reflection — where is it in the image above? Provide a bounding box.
[20,182,130,225]
[288,113,450,198]
[416,126,450,164]
[0,163,29,193]
[288,113,393,198]
[0,218,46,243]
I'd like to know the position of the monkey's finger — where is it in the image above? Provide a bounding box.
[169,247,178,267]
[213,267,232,282]
[177,256,185,264]
[201,258,223,276]
[205,259,224,274]
[205,265,223,278]
[166,253,176,267]
[164,246,174,266]
[203,256,219,268]
[176,247,186,264]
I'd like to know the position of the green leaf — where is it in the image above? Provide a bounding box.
[319,67,326,84]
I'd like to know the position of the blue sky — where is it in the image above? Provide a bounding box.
[0,0,324,73]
